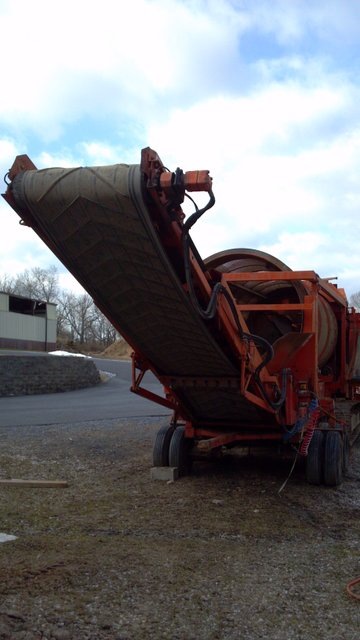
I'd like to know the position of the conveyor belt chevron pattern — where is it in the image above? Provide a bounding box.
[12,163,270,425]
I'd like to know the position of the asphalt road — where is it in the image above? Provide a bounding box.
[0,356,170,427]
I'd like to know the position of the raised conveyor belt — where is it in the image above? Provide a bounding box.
[11,163,271,426]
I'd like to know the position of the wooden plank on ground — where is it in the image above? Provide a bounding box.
[0,479,69,488]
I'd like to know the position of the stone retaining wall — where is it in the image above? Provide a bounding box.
[0,355,101,397]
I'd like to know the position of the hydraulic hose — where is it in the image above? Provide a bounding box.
[182,192,285,410]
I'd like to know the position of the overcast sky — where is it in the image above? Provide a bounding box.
[1,0,360,296]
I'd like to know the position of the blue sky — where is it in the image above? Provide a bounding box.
[1,0,360,296]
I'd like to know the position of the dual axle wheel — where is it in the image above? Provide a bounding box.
[153,424,192,477]
[306,428,349,486]
[154,424,349,487]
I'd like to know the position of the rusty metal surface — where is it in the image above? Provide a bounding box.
[205,249,305,349]
[205,248,306,305]
[316,295,338,367]
[10,163,273,426]
[351,335,360,380]
[205,249,338,368]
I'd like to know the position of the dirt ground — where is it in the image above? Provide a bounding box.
[92,340,132,360]
[0,418,359,640]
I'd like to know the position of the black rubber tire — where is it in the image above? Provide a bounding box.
[324,430,343,487]
[153,424,175,467]
[342,432,350,473]
[305,430,324,485]
[168,426,192,477]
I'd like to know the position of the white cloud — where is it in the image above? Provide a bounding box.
[58,271,86,295]
[0,0,245,140]
[145,73,360,294]
[1,0,360,299]
[1,0,358,141]
[0,204,58,269]
[35,142,141,169]
[79,142,139,166]
[260,231,327,270]
[0,138,20,167]
[147,75,351,163]
[246,0,360,45]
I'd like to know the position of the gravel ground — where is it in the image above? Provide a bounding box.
[0,418,359,640]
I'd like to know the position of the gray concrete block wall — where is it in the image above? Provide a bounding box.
[0,355,101,397]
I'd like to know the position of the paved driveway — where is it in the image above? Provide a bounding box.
[0,355,170,427]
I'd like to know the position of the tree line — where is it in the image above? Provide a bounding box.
[1,265,359,350]
[350,291,360,310]
[0,266,117,350]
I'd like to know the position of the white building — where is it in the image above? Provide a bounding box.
[0,291,57,351]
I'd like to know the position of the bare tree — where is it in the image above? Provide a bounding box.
[0,273,17,294]
[60,291,96,345]
[89,305,117,346]
[350,291,360,310]
[13,265,59,302]
[1,264,118,349]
